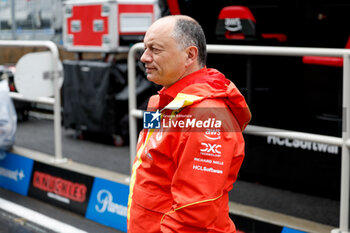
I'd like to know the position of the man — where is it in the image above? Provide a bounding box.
[127,15,251,233]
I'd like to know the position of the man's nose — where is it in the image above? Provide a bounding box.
[140,49,152,63]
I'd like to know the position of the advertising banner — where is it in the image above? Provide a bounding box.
[0,152,34,196]
[86,177,129,232]
[28,161,94,215]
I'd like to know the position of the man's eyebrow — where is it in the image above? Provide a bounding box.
[145,41,165,49]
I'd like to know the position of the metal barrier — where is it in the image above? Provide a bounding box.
[0,40,65,163]
[128,42,350,233]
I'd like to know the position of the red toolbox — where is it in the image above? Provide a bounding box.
[63,0,160,52]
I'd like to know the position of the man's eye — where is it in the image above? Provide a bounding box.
[152,48,161,53]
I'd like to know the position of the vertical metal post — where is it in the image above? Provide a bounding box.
[48,42,64,163]
[340,54,350,233]
[10,0,16,39]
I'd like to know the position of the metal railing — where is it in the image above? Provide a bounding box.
[0,40,65,163]
[128,42,350,233]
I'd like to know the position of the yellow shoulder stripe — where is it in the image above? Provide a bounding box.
[162,93,203,111]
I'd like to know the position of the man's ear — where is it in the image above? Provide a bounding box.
[185,46,199,67]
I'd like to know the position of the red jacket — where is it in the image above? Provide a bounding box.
[127,67,251,233]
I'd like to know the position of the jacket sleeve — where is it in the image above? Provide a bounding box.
[160,104,245,232]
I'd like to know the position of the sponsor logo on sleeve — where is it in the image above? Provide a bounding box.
[200,143,222,157]
[204,129,221,140]
[193,164,223,174]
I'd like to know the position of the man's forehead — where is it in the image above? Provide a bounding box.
[148,20,173,35]
[151,16,176,29]
[144,27,174,45]
[144,34,173,45]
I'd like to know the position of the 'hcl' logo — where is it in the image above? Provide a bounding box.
[143,110,161,129]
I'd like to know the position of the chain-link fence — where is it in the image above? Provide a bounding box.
[0,0,63,43]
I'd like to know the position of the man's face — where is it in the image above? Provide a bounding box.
[141,19,188,88]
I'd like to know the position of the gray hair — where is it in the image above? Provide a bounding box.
[172,18,207,67]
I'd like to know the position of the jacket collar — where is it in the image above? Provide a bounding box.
[158,67,207,99]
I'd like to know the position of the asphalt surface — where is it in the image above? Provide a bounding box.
[11,115,341,229]
[0,206,56,233]
[14,114,130,175]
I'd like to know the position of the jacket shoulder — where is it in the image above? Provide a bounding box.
[184,99,241,132]
[147,95,160,111]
